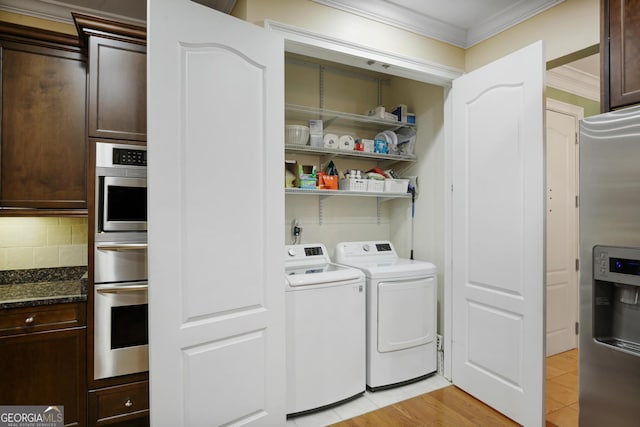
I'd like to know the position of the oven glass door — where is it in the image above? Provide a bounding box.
[94,281,148,380]
[99,176,147,232]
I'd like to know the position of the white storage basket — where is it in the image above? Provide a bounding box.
[384,179,409,193]
[339,178,367,192]
[367,180,385,193]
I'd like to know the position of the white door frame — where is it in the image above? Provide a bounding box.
[264,20,462,86]
[264,19,461,381]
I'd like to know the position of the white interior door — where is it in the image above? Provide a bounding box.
[147,1,285,425]
[545,99,581,356]
[451,41,545,426]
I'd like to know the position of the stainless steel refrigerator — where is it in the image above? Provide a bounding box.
[579,104,640,426]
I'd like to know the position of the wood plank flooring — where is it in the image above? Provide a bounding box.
[330,386,518,426]
[330,349,579,427]
[545,349,578,427]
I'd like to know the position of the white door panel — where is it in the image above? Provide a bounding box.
[545,101,580,356]
[452,41,545,427]
[148,1,285,425]
[378,277,435,352]
[286,283,365,413]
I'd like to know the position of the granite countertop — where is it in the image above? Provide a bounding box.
[0,266,88,309]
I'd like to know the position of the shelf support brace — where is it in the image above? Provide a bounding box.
[376,197,382,224]
[319,195,329,225]
[319,65,325,110]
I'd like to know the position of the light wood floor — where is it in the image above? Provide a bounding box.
[545,349,579,427]
[330,349,579,427]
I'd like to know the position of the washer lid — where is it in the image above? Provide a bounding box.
[337,257,437,279]
[285,263,363,287]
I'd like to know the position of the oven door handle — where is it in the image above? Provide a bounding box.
[96,284,148,294]
[96,243,148,252]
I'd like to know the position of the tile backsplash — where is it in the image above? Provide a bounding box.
[0,217,88,271]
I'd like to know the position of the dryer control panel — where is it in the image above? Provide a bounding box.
[335,241,398,263]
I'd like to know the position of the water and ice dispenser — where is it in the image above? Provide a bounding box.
[593,246,640,355]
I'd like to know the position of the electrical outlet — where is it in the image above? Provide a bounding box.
[290,219,302,243]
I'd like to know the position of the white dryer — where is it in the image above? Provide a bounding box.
[284,243,366,416]
[335,241,437,390]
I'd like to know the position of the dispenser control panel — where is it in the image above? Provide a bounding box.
[594,245,640,286]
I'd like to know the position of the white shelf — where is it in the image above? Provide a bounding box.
[285,104,417,168]
[285,187,412,224]
[285,103,416,131]
[285,144,416,167]
[285,103,416,224]
[285,188,411,200]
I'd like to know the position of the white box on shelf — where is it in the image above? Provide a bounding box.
[367,180,385,192]
[384,178,409,193]
[309,119,324,147]
[392,104,407,122]
[339,178,367,192]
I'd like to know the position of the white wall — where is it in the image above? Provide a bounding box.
[465,0,599,71]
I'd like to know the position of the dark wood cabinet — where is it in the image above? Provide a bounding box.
[74,14,147,141]
[88,381,149,426]
[0,24,87,210]
[73,14,149,427]
[87,36,146,141]
[601,0,640,111]
[0,303,87,427]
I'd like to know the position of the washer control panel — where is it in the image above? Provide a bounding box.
[285,244,329,263]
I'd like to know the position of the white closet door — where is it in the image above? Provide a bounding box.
[147,1,285,425]
[545,100,580,356]
[451,41,545,426]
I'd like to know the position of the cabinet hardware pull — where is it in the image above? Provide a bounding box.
[97,243,147,251]
[25,316,35,324]
[124,399,133,408]
[96,285,148,294]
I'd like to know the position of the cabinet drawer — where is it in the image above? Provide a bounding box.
[0,303,85,336]
[90,381,149,423]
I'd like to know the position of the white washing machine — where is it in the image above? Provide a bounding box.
[284,243,366,416]
[335,241,437,390]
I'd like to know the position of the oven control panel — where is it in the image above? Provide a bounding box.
[113,147,147,166]
[96,142,147,169]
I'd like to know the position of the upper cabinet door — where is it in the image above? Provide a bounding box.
[88,36,146,141]
[0,37,87,209]
[603,0,640,111]
[147,0,285,425]
[451,41,545,426]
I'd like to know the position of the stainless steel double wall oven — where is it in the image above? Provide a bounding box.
[93,142,148,380]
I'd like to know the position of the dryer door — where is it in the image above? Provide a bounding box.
[378,276,436,352]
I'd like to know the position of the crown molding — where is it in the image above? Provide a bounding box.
[312,0,564,48]
[311,0,467,47]
[546,65,600,102]
[0,0,145,27]
[467,0,564,46]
